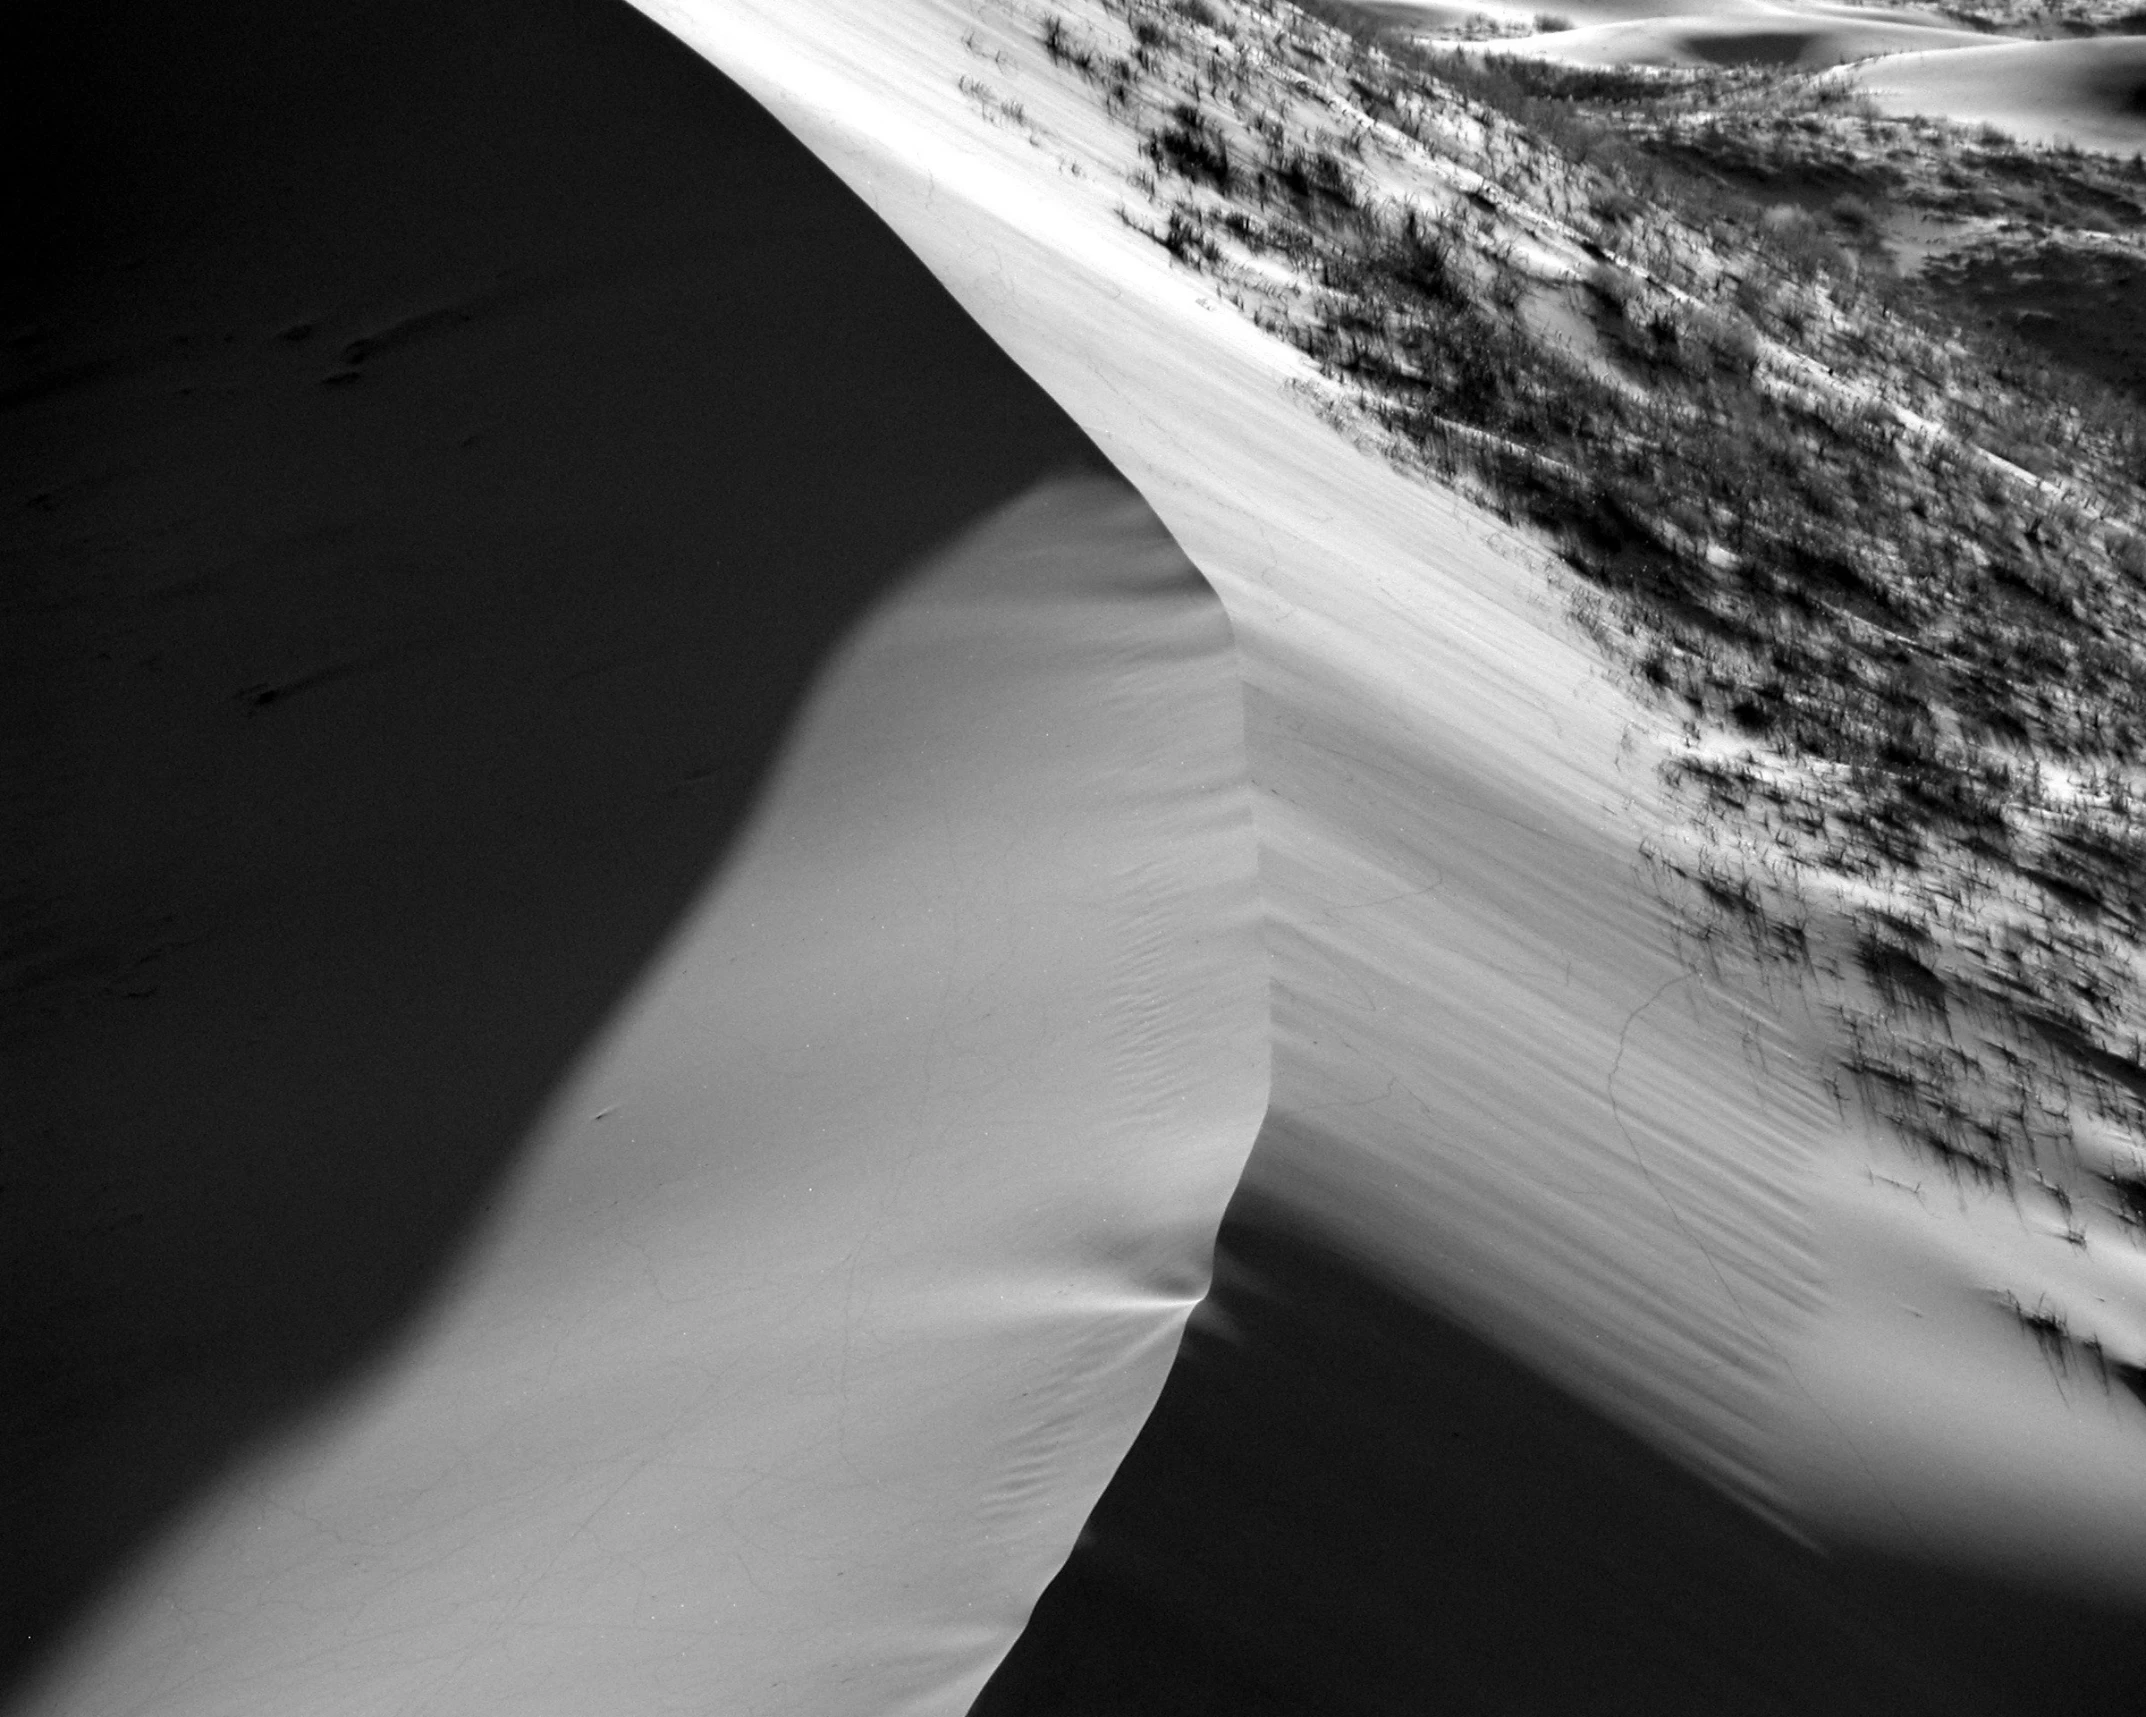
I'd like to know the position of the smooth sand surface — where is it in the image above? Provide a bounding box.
[4,3,1262,1711]
[1844,36,2146,151]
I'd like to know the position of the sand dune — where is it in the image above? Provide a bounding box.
[19,474,1265,1717]
[1358,0,1962,23]
[1843,36,2146,150]
[1404,0,2146,141]
[16,0,2146,1711]
[4,3,1260,1712]
[682,0,2146,1707]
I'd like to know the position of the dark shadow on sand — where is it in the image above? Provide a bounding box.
[974,1127,2146,1716]
[2,0,1109,1692]
[1689,31,1821,68]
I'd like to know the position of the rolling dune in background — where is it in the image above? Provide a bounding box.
[1476,9,1991,69]
[1357,0,2146,132]
[1844,36,2146,151]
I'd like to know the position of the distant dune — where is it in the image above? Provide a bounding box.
[1843,35,2146,149]
[1372,0,2146,133]
[1478,7,1991,68]
[3,2,1262,1711]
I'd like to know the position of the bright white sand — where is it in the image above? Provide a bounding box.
[1842,36,2146,151]
[14,477,1265,1717]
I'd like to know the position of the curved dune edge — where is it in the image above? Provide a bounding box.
[664,0,1819,1521]
[661,0,2146,1694]
[4,6,1264,1713]
[1841,36,2146,152]
[18,479,1267,1717]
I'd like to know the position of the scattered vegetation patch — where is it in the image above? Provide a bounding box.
[1024,1,2146,1280]
[1998,1290,2146,1408]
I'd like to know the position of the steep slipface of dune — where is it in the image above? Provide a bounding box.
[4,3,1262,1713]
[1844,36,2146,151]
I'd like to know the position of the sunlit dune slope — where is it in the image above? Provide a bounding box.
[3,1,1262,1711]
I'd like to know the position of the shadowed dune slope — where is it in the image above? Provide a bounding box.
[3,1,1261,1705]
[972,1151,2146,1717]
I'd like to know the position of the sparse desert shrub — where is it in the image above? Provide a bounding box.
[1266,141,1356,210]
[1058,0,2146,1214]
[1692,307,1760,375]
[1164,205,1222,265]
[1041,14,1095,78]
[1759,204,1841,279]
[1587,259,1639,317]
[1830,192,1878,233]
[1146,102,1234,190]
[1132,17,1177,66]
[1388,207,1471,308]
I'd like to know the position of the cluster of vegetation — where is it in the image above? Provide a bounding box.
[1030,0,2146,1268]
[2001,1288,2146,1407]
[1448,51,2146,407]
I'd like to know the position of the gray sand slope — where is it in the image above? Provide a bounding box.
[4,2,1262,1710]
